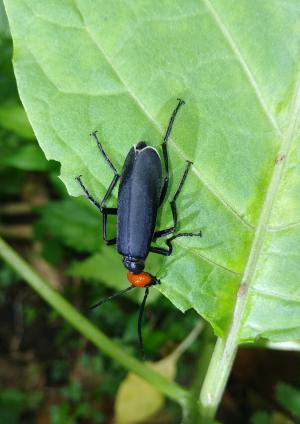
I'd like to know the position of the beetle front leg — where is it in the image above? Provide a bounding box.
[75,175,102,211]
[76,131,120,211]
[76,167,119,212]
[91,131,119,176]
[91,131,120,207]
[75,176,118,244]
[159,98,185,205]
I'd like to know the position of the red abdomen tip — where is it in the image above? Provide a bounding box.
[127,271,152,287]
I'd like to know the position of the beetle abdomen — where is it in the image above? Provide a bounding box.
[117,144,162,259]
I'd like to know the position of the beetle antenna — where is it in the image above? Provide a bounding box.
[90,285,135,309]
[138,287,150,360]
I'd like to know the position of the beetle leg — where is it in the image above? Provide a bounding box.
[91,131,120,207]
[75,176,118,243]
[150,231,202,256]
[75,175,102,211]
[154,160,192,238]
[159,98,185,205]
[76,132,119,211]
[91,131,119,175]
[149,245,170,256]
[101,173,119,208]
[90,285,135,310]
[102,208,117,245]
[138,287,150,360]
[91,130,120,208]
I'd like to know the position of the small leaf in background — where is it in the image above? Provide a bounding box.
[275,383,300,420]
[114,322,202,423]
[69,250,125,289]
[0,388,27,424]
[0,101,34,139]
[0,0,9,38]
[1,143,50,171]
[35,198,102,253]
[0,39,18,102]
[114,356,176,424]
[250,411,271,424]
[251,411,294,424]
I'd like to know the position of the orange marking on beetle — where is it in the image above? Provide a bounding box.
[127,271,152,287]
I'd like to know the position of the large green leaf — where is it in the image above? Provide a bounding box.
[4,0,300,342]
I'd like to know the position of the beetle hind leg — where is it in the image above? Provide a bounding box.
[154,160,193,239]
[150,231,202,256]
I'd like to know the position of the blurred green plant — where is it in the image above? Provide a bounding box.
[276,383,300,420]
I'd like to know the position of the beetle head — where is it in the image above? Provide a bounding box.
[123,256,145,274]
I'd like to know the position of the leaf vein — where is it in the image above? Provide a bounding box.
[267,220,300,232]
[202,0,282,137]
[251,286,300,304]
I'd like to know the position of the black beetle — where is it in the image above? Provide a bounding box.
[76,99,201,356]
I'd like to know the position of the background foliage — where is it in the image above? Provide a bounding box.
[1,1,300,422]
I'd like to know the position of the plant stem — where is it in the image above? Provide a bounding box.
[183,324,215,424]
[169,320,204,363]
[198,336,237,420]
[0,237,187,405]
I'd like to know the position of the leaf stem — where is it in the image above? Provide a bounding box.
[169,320,204,363]
[183,324,215,424]
[198,337,237,420]
[0,237,187,405]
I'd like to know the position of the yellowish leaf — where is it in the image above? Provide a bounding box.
[114,356,176,424]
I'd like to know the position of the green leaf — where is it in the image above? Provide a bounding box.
[0,101,35,139]
[35,198,101,253]
[1,142,50,171]
[4,0,300,345]
[69,251,126,288]
[276,383,300,419]
[250,411,271,424]
[0,37,17,102]
[0,0,9,38]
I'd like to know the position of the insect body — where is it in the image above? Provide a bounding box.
[117,142,162,275]
[76,99,201,356]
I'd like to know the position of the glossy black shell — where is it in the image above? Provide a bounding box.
[117,143,162,259]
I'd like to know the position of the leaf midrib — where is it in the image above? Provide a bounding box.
[226,75,300,347]
[203,0,282,137]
